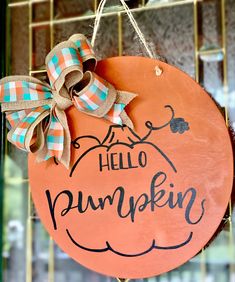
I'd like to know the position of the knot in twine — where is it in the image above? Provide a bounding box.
[0,34,137,168]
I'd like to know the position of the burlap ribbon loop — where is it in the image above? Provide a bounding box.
[0,34,136,168]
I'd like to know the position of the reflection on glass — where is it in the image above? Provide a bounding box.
[3,180,28,282]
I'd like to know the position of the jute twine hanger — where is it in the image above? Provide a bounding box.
[91,0,162,77]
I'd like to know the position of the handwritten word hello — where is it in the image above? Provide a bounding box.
[99,151,147,171]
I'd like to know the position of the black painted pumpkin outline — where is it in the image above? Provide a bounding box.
[53,105,197,257]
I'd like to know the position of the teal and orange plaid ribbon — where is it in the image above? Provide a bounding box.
[0,34,136,168]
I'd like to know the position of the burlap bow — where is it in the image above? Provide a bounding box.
[0,34,136,168]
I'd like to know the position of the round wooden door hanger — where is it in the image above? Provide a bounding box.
[29,57,233,279]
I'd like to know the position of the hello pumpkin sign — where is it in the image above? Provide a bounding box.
[0,35,233,279]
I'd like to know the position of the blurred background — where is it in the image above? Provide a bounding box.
[0,0,235,281]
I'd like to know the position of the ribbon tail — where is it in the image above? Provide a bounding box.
[117,91,137,129]
[36,108,71,169]
[105,91,137,129]
[55,108,71,168]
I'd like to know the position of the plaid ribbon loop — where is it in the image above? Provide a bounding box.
[0,34,136,168]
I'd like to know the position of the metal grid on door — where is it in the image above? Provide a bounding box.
[3,0,235,281]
